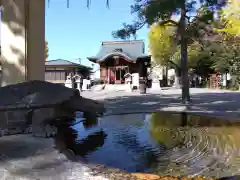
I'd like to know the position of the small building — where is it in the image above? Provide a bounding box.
[45,59,92,85]
[87,40,151,84]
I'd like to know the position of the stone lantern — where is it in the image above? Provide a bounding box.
[65,73,74,89]
[124,73,132,92]
[72,74,82,92]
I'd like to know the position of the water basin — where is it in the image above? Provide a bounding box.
[55,111,240,178]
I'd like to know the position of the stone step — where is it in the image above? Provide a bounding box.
[104,84,128,91]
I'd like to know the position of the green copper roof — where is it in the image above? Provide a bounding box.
[88,40,149,62]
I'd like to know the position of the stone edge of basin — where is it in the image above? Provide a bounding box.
[90,166,216,180]
[131,173,215,180]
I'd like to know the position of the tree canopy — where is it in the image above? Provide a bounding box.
[218,0,240,36]
[112,0,225,39]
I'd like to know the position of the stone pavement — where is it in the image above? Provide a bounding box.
[82,88,240,120]
[0,134,109,180]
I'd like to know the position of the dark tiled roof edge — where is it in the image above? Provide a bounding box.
[46,59,92,69]
[101,40,145,45]
[46,59,78,65]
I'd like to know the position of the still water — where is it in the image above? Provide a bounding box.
[56,111,240,178]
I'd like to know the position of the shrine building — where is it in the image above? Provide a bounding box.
[87,40,151,84]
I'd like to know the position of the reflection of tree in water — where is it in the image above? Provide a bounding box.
[148,111,240,149]
[82,112,98,129]
[181,112,187,126]
[54,123,78,152]
[148,112,240,175]
[74,130,107,157]
[54,123,107,158]
[149,112,199,175]
[149,112,186,149]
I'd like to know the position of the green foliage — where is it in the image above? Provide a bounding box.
[148,25,215,77]
[148,24,176,66]
[171,41,215,77]
[218,0,240,36]
[149,112,183,149]
[224,38,240,86]
[205,29,240,74]
[112,0,225,40]
[199,32,240,87]
[181,41,203,69]
[213,3,240,87]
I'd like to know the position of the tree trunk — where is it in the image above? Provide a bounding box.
[165,65,168,86]
[180,2,190,104]
[162,66,168,87]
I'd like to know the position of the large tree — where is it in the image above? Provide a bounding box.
[113,0,225,104]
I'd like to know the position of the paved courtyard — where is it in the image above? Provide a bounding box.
[82,88,240,120]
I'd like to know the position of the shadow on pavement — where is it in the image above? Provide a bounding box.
[99,91,240,118]
[0,135,53,161]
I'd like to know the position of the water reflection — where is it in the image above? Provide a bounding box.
[54,112,107,159]
[149,112,240,177]
[82,112,98,129]
[54,111,240,178]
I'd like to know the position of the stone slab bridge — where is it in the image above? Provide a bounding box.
[0,0,45,86]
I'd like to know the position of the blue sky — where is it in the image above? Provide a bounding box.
[45,0,149,67]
